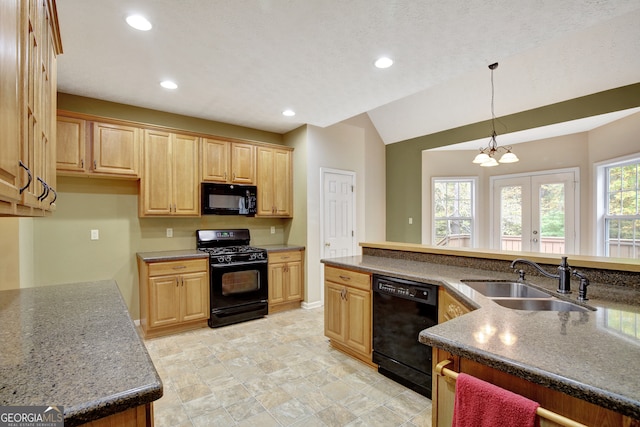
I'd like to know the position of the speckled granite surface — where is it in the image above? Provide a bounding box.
[322,255,640,420]
[136,249,209,262]
[0,280,163,426]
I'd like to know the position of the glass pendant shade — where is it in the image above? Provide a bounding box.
[499,151,519,163]
[473,152,491,164]
[480,157,499,167]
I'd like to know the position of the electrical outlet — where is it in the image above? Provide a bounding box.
[408,217,413,225]
[270,226,276,234]
[90,229,99,240]
[166,228,173,238]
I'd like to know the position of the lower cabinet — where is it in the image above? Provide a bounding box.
[324,265,373,366]
[431,349,637,427]
[268,249,304,313]
[438,287,472,323]
[138,257,209,338]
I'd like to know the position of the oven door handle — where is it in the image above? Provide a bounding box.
[210,260,268,268]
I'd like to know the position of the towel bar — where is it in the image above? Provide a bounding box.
[435,359,588,427]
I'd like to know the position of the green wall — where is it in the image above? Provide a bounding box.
[386,82,640,243]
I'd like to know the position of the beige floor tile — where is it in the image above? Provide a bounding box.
[145,307,433,426]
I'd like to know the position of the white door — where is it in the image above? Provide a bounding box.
[321,169,356,258]
[492,169,578,254]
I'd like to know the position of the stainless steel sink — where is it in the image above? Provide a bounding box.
[462,280,552,299]
[493,298,592,312]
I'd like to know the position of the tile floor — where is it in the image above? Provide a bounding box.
[144,307,433,426]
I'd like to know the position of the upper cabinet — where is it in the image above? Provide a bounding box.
[202,138,255,184]
[139,129,200,217]
[56,115,141,178]
[0,0,62,216]
[256,146,293,217]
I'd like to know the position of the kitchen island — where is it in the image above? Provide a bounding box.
[322,251,640,425]
[0,280,163,426]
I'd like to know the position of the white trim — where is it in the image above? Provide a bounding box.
[302,300,324,310]
[594,153,640,256]
[430,176,479,248]
[489,167,580,254]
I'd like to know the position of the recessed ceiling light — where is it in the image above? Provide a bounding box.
[160,80,178,89]
[126,15,152,31]
[374,57,393,69]
[282,109,296,117]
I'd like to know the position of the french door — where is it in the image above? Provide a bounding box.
[491,169,578,254]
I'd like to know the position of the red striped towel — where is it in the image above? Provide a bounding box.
[452,372,540,427]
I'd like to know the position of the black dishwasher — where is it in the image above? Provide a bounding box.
[372,274,438,398]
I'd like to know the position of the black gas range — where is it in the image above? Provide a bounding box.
[196,229,269,328]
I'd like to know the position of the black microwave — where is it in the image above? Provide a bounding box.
[201,183,257,216]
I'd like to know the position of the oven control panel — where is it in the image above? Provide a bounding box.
[374,276,437,305]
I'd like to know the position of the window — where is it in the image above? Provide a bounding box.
[432,178,476,247]
[604,159,640,258]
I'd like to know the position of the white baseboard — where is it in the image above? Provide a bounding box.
[302,300,323,310]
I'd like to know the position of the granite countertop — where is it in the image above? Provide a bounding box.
[0,280,163,426]
[136,249,208,262]
[258,244,305,252]
[322,255,640,420]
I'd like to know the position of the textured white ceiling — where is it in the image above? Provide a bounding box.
[55,1,640,143]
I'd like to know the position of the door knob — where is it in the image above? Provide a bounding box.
[325,243,330,247]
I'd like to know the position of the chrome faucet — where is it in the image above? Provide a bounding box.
[510,256,572,294]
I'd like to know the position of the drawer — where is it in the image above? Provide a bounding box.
[148,258,208,276]
[268,250,303,264]
[325,266,371,291]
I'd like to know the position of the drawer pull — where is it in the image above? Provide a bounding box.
[173,265,187,270]
[339,275,351,281]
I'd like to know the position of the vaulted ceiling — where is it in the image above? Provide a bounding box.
[55,1,640,144]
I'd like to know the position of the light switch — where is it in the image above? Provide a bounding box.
[166,228,173,238]
[90,229,99,240]
[408,217,413,225]
[270,226,276,234]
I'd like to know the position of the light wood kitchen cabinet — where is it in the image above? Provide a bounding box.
[256,146,292,217]
[92,122,141,176]
[0,0,61,216]
[268,249,304,314]
[201,138,255,184]
[431,349,637,427]
[140,129,200,216]
[324,265,373,366]
[138,257,209,338]
[0,0,22,214]
[57,115,142,178]
[438,287,472,323]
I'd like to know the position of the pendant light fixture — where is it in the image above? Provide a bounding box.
[472,63,519,167]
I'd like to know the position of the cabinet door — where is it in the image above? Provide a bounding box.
[0,0,21,209]
[256,147,275,215]
[56,117,86,172]
[172,133,200,215]
[230,142,254,184]
[344,287,371,356]
[285,260,303,301]
[268,263,286,305]
[149,275,181,328]
[202,138,229,182]
[92,122,140,176]
[273,148,292,217]
[180,271,209,322]
[141,130,172,215]
[324,282,345,342]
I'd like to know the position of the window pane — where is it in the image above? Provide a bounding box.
[622,164,637,190]
[500,186,522,251]
[433,179,475,247]
[540,184,565,238]
[609,167,622,192]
